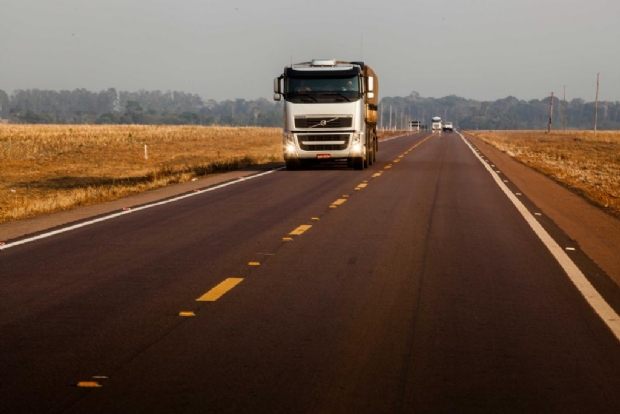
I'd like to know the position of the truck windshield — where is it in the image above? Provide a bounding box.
[285,76,360,103]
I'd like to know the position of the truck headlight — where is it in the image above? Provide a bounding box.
[283,132,294,145]
[351,132,361,144]
[286,144,296,153]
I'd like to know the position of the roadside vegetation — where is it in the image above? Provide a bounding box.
[0,125,283,224]
[0,125,409,224]
[467,130,620,218]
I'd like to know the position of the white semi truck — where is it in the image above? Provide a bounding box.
[273,59,379,170]
[432,116,442,132]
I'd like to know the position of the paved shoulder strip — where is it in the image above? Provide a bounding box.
[459,132,620,342]
[0,169,282,251]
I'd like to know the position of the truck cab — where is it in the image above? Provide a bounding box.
[431,116,442,132]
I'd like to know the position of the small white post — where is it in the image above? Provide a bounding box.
[144,144,148,160]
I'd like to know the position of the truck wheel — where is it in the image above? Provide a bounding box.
[285,160,297,170]
[353,157,364,170]
[374,139,378,161]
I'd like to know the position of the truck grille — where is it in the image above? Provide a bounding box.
[295,117,353,129]
[298,134,349,151]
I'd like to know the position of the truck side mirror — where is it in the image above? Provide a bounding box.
[273,77,282,101]
[274,77,281,94]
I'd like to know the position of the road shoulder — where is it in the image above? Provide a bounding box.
[466,133,620,286]
[0,165,280,242]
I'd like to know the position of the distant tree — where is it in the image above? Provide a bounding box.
[17,110,54,124]
[125,100,143,113]
[0,89,9,119]
[95,112,119,124]
[180,111,199,124]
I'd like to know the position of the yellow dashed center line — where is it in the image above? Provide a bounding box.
[290,225,312,235]
[77,381,102,388]
[196,278,244,302]
[332,198,347,206]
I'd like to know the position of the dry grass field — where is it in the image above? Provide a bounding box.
[0,125,283,224]
[0,125,409,224]
[467,130,620,218]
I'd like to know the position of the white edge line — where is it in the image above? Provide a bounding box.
[0,168,282,251]
[459,132,620,341]
[380,131,419,142]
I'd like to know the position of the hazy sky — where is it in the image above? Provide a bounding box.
[2,0,619,102]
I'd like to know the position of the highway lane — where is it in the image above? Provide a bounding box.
[1,131,620,413]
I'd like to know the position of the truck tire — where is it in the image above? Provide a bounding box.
[367,137,374,166]
[353,157,364,170]
[373,141,377,162]
[285,159,297,170]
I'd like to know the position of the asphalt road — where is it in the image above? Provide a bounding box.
[2,132,620,413]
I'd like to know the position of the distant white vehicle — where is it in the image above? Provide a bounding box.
[431,116,442,132]
[442,122,454,132]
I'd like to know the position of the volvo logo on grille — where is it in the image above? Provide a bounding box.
[309,117,338,128]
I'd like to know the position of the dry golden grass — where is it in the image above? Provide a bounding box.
[467,130,620,218]
[0,125,282,223]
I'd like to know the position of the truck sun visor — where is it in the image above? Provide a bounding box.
[285,68,361,78]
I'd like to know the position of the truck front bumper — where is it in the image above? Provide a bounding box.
[283,131,364,160]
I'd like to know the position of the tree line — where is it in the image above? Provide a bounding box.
[1,88,619,130]
[379,92,620,131]
[0,88,281,127]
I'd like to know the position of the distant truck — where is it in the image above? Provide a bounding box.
[273,59,378,170]
[432,116,442,132]
[442,122,454,132]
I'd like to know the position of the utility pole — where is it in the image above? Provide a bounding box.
[548,92,554,133]
[389,105,392,130]
[594,73,600,136]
